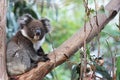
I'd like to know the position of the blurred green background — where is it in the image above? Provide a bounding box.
[7,0,120,80]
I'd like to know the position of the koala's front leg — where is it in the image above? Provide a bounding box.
[28,50,48,63]
[37,47,50,61]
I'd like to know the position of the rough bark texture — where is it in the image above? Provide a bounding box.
[0,0,8,80]
[15,0,120,80]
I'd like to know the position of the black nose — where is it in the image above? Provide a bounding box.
[36,30,41,36]
[86,68,90,73]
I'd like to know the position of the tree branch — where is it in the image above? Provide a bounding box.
[0,0,8,80]
[17,0,120,80]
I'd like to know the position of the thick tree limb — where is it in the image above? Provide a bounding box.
[17,0,120,80]
[0,0,8,80]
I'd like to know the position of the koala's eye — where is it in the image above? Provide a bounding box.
[31,27,35,31]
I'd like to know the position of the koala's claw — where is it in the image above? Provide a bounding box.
[42,55,50,61]
[38,54,50,62]
[31,63,37,68]
[44,56,50,61]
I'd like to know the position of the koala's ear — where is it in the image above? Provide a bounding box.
[40,18,51,33]
[18,14,33,29]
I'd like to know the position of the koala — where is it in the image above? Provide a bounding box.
[6,14,51,76]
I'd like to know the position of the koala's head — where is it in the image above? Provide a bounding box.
[18,14,51,41]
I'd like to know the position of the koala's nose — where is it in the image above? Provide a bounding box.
[86,68,90,73]
[36,30,41,36]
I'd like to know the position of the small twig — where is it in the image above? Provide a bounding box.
[83,0,89,78]
[80,52,83,80]
[106,40,114,80]
[94,0,101,57]
[48,33,58,80]
[41,0,44,14]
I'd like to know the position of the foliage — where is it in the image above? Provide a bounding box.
[116,57,120,80]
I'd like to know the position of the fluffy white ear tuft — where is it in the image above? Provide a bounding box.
[18,17,28,25]
[40,18,52,33]
[18,14,33,28]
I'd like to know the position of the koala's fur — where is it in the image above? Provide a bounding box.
[6,14,51,76]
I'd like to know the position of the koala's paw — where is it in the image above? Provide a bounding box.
[31,63,38,68]
[39,54,50,62]
[43,54,50,61]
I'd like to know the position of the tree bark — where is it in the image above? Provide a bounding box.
[16,0,120,80]
[0,0,8,80]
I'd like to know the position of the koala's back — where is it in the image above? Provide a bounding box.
[6,31,34,76]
